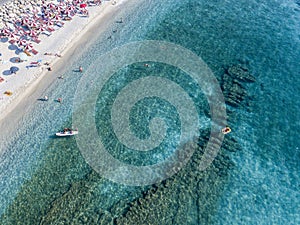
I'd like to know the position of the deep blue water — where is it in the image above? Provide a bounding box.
[0,0,299,224]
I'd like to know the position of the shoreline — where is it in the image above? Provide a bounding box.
[0,0,138,145]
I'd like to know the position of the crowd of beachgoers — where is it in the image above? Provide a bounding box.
[0,0,119,109]
[0,0,101,74]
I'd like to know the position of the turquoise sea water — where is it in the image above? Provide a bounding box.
[0,0,299,224]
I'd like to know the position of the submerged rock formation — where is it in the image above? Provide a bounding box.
[226,64,256,83]
[221,64,256,109]
[114,131,240,225]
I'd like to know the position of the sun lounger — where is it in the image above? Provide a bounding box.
[47,27,55,32]
[42,31,51,36]
[9,39,16,45]
[24,50,31,56]
[31,49,38,55]
[64,17,72,21]
[27,61,41,67]
[32,37,41,44]
[55,22,64,27]
[26,64,40,68]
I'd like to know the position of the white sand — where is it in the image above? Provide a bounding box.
[0,0,135,123]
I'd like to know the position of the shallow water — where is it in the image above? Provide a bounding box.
[0,0,299,224]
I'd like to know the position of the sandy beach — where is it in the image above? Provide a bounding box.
[0,0,137,140]
[0,0,147,215]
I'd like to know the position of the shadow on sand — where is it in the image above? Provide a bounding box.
[2,70,12,75]
[10,57,22,63]
[1,37,8,43]
[72,69,83,73]
[37,98,48,102]
[8,44,18,51]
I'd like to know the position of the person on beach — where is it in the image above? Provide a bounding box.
[47,67,52,71]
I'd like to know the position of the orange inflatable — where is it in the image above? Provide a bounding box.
[222,126,231,134]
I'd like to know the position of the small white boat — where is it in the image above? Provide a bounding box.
[56,130,78,137]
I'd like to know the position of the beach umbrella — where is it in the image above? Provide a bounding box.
[48,3,56,9]
[55,5,62,11]
[8,32,16,38]
[29,21,38,28]
[17,38,26,46]
[54,14,61,20]
[58,2,65,8]
[37,26,45,32]
[57,5,64,12]
[68,5,76,11]
[24,42,33,50]
[1,28,11,35]
[44,11,51,17]
[19,52,28,61]
[73,0,80,5]
[80,3,87,8]
[45,20,53,26]
[27,29,37,37]
[63,9,69,15]
[22,17,30,24]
